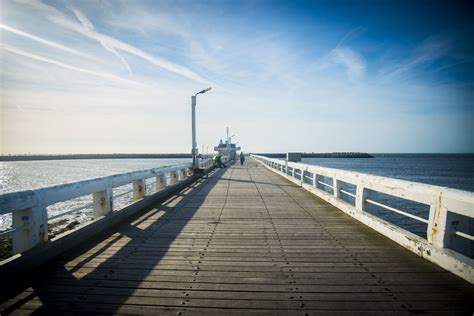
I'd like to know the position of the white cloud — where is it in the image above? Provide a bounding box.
[0,0,470,154]
[307,46,366,82]
[378,36,452,83]
[329,47,366,81]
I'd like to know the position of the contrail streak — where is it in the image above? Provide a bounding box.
[1,43,142,86]
[0,23,91,59]
[68,5,133,75]
[50,15,213,85]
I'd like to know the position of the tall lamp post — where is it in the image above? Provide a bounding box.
[191,87,212,171]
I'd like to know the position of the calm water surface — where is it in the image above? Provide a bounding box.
[303,155,474,192]
[301,155,473,240]
[0,158,190,194]
[1,156,472,238]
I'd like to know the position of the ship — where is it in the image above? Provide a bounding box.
[214,127,241,160]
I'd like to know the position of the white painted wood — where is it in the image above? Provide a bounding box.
[455,231,474,241]
[0,163,193,254]
[253,155,473,217]
[0,157,222,258]
[11,192,48,255]
[333,179,342,199]
[355,186,370,212]
[169,171,179,185]
[132,179,146,201]
[0,163,191,215]
[0,191,37,215]
[155,175,166,191]
[12,208,33,254]
[427,201,448,245]
[93,187,113,218]
[179,169,187,181]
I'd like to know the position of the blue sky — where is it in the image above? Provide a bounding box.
[1,0,473,154]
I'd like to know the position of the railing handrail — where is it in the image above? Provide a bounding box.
[0,162,192,215]
[252,155,473,216]
[251,154,474,283]
[0,157,216,257]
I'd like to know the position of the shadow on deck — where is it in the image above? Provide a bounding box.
[0,160,473,315]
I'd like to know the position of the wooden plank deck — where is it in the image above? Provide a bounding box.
[1,159,473,315]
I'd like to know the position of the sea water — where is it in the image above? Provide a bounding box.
[0,155,472,237]
[302,154,473,238]
[0,158,190,231]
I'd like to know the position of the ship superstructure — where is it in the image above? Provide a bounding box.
[214,127,241,160]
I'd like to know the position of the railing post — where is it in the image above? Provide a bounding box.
[93,187,113,218]
[132,179,146,201]
[314,174,323,190]
[170,171,179,185]
[12,193,48,254]
[312,173,317,187]
[180,168,188,181]
[333,179,341,198]
[156,174,166,191]
[355,185,370,212]
[427,192,450,248]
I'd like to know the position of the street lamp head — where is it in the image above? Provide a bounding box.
[196,87,212,95]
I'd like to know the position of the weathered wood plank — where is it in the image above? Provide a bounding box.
[1,161,472,314]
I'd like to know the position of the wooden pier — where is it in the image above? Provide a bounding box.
[1,160,473,314]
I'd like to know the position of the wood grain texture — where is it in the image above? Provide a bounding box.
[1,160,473,315]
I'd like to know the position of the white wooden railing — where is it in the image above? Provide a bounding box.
[251,154,474,283]
[0,158,215,257]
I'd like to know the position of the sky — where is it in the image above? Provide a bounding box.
[0,0,473,154]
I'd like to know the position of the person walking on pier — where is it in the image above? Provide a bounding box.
[240,152,245,166]
[215,152,227,168]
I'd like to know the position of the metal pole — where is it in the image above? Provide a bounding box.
[226,127,229,157]
[191,95,197,169]
[190,87,210,171]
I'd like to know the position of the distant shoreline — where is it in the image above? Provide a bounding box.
[1,152,473,162]
[253,152,374,158]
[0,153,192,162]
[1,152,373,161]
[370,153,474,158]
